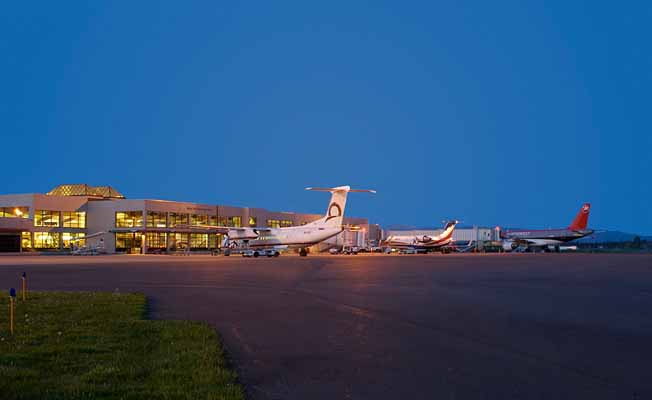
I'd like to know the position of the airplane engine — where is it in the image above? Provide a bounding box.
[502,240,518,252]
[227,228,259,240]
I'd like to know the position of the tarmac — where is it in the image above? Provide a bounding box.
[0,253,651,400]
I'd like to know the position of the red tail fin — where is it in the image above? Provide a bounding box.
[568,203,591,230]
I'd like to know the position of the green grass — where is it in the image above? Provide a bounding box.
[0,292,244,400]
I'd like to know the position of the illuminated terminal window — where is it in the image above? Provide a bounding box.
[191,214,209,226]
[21,232,31,249]
[147,212,167,228]
[190,233,208,249]
[62,232,86,248]
[34,232,59,249]
[170,233,189,250]
[34,210,60,227]
[63,211,86,228]
[267,219,281,228]
[218,216,241,227]
[216,233,227,248]
[249,216,257,227]
[0,207,29,218]
[209,215,218,226]
[280,220,293,228]
[146,232,167,248]
[209,234,219,249]
[115,232,142,251]
[115,211,143,228]
[168,213,188,227]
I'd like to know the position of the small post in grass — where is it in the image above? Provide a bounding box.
[21,272,27,301]
[9,288,16,335]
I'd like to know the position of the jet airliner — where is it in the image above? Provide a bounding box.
[501,203,593,252]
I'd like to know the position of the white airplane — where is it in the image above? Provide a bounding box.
[383,220,459,253]
[199,186,375,257]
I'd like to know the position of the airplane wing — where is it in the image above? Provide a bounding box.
[173,224,230,234]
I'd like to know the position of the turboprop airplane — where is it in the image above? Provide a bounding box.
[501,203,593,252]
[191,186,375,257]
[383,220,459,253]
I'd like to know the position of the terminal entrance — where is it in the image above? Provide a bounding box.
[115,232,143,254]
[0,233,21,252]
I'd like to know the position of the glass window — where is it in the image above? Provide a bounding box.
[34,210,60,227]
[228,216,241,227]
[191,214,209,226]
[190,233,208,249]
[115,211,143,228]
[62,232,86,248]
[146,211,167,228]
[169,233,189,250]
[168,213,188,227]
[209,215,218,226]
[267,219,281,228]
[249,216,257,227]
[146,232,167,248]
[115,232,142,251]
[0,206,29,218]
[216,234,226,248]
[21,232,32,249]
[62,211,86,228]
[34,232,59,249]
[280,220,293,228]
[209,234,219,249]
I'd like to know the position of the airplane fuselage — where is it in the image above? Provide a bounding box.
[230,225,343,249]
[384,236,453,250]
[503,228,594,246]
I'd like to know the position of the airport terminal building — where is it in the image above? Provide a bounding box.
[0,184,373,253]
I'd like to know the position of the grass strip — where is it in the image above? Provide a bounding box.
[0,291,244,400]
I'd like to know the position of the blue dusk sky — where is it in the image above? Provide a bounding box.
[1,2,650,234]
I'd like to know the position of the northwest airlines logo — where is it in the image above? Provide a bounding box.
[582,205,590,213]
[326,202,342,221]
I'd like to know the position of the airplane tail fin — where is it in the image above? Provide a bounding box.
[305,186,376,227]
[441,220,459,240]
[568,203,591,230]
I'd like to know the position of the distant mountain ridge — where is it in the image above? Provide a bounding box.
[573,230,651,243]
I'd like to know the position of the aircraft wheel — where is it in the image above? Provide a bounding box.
[253,251,260,258]
[299,248,308,257]
[274,251,280,257]
[223,250,230,256]
[554,245,561,253]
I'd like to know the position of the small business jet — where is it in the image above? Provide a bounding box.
[501,203,594,252]
[383,220,459,253]
[188,186,375,257]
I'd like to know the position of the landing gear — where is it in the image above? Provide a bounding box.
[299,248,308,257]
[554,245,561,253]
[253,251,260,258]
[223,249,231,256]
